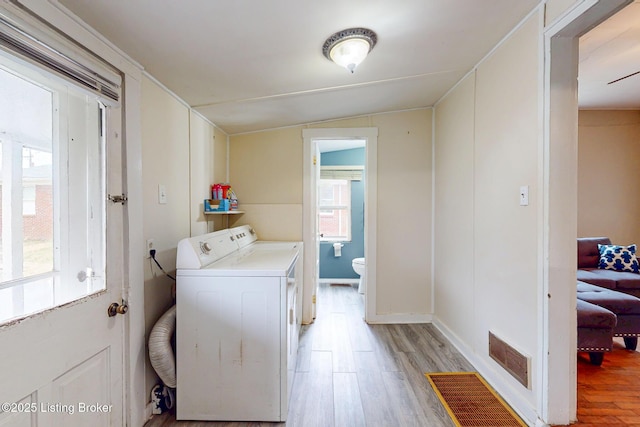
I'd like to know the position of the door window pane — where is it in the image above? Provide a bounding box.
[0,54,106,324]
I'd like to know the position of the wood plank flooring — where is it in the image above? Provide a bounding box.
[571,338,640,426]
[144,283,471,427]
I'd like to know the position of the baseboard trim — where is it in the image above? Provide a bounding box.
[319,278,359,285]
[432,317,540,427]
[366,313,433,324]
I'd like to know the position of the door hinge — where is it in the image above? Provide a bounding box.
[313,155,316,166]
[108,194,128,205]
[312,295,316,304]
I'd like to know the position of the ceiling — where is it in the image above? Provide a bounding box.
[56,0,640,135]
[578,0,640,109]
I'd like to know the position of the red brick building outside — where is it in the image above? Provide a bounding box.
[0,184,53,241]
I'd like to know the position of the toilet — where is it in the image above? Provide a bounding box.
[352,257,366,294]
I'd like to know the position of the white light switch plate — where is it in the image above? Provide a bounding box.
[158,184,167,204]
[520,185,529,206]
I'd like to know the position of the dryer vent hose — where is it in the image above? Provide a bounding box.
[148,305,177,388]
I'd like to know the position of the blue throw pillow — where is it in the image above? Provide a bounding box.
[598,244,640,273]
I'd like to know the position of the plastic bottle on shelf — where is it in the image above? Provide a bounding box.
[228,189,238,210]
[211,184,222,200]
[221,184,231,199]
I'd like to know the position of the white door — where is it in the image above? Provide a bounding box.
[302,137,320,324]
[312,143,321,320]
[0,51,126,427]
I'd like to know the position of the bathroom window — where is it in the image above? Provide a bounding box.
[318,178,351,241]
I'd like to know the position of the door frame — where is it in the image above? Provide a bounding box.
[541,0,631,424]
[302,128,378,324]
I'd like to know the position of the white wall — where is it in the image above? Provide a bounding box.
[141,75,227,402]
[230,109,432,318]
[189,112,229,235]
[229,126,304,240]
[473,9,540,384]
[373,110,432,316]
[434,9,542,421]
[434,74,475,345]
[141,75,190,396]
[189,111,215,236]
[578,110,640,245]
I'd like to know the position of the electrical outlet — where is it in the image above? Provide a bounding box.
[146,239,155,258]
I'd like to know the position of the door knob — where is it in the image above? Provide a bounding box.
[107,301,129,317]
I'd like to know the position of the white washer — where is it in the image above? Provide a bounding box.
[175,225,303,421]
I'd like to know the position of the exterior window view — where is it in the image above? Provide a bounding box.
[318,178,351,241]
[0,61,105,324]
[0,67,54,321]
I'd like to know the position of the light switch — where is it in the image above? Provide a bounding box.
[520,185,529,206]
[158,184,167,204]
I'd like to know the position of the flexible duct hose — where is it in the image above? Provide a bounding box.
[148,305,176,388]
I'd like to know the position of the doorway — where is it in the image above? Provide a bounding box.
[302,128,378,325]
[316,139,366,295]
[543,0,631,423]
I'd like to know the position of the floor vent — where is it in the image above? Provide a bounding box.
[489,332,530,388]
[426,372,527,427]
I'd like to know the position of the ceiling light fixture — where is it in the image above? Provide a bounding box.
[322,28,377,74]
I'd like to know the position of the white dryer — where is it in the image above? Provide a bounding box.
[175,225,303,421]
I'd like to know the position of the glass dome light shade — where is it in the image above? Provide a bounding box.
[329,38,371,73]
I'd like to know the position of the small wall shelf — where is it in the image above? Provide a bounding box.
[204,210,244,230]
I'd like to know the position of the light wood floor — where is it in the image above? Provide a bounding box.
[144,283,472,427]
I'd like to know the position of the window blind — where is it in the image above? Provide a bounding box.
[320,166,364,181]
[0,13,121,102]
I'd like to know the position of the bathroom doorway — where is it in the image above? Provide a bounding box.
[302,128,378,325]
[316,139,366,293]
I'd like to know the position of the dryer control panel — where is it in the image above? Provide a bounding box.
[232,225,258,248]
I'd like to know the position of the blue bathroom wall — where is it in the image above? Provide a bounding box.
[319,148,364,279]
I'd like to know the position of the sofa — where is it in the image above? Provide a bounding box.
[577,237,640,298]
[577,281,640,351]
[576,298,616,366]
[576,237,640,364]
